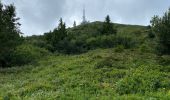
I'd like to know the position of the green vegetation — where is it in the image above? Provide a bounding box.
[0,49,170,99]
[101,15,117,35]
[11,44,50,66]
[0,1,170,100]
[0,1,22,67]
[150,8,170,55]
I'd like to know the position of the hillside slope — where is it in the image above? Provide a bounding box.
[0,48,170,100]
[1,22,170,99]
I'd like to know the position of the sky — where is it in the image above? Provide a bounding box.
[2,0,170,36]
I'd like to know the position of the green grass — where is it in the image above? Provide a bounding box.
[0,22,169,99]
[0,48,170,100]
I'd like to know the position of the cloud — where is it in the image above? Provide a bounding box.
[2,0,170,36]
[2,0,66,35]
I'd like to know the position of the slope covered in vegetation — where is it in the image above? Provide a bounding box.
[0,1,170,99]
[0,48,170,99]
[0,22,170,99]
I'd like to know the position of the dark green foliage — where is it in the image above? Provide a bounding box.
[11,44,49,66]
[86,34,137,50]
[114,45,124,52]
[148,32,155,38]
[45,18,68,53]
[86,35,115,49]
[151,8,170,55]
[101,15,117,35]
[157,55,170,66]
[57,18,67,40]
[114,35,137,49]
[87,34,137,49]
[139,44,151,53]
[3,95,10,100]
[147,25,155,38]
[0,2,22,67]
[45,19,140,54]
[95,55,126,69]
[95,57,114,69]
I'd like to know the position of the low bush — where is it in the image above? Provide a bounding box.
[148,32,155,38]
[95,57,113,69]
[11,44,49,66]
[86,34,136,50]
[95,56,126,69]
[115,67,169,95]
[114,45,124,52]
[139,44,151,53]
[156,44,170,55]
[86,37,100,49]
[114,35,137,49]
[157,55,170,66]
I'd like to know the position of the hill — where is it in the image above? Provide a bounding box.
[0,22,170,99]
[68,21,147,38]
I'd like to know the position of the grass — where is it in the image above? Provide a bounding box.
[0,20,168,99]
[0,48,170,100]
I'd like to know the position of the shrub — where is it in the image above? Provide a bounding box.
[148,32,155,38]
[114,35,137,49]
[86,34,136,51]
[95,57,113,69]
[157,55,170,66]
[150,9,170,55]
[86,37,99,49]
[114,45,124,52]
[133,30,142,36]
[156,44,169,56]
[68,38,87,54]
[139,44,150,53]
[99,35,115,48]
[11,44,49,66]
[115,67,168,95]
[95,56,126,69]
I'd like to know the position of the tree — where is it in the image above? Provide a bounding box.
[57,18,67,40]
[150,8,170,55]
[45,18,67,52]
[101,15,117,35]
[0,1,22,67]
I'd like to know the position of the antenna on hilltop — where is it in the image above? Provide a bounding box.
[81,5,88,25]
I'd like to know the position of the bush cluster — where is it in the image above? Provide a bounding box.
[115,67,169,95]
[11,44,49,66]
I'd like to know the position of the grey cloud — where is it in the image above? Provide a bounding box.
[2,0,170,36]
[2,0,66,35]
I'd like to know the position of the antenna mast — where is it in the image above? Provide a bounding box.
[82,5,87,24]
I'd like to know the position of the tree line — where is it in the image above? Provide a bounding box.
[44,15,117,54]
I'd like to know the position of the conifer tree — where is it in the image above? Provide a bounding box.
[45,18,67,51]
[58,18,67,40]
[102,15,117,35]
[150,8,170,55]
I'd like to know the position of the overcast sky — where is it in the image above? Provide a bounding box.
[2,0,170,36]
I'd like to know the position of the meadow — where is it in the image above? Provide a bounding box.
[0,47,170,100]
